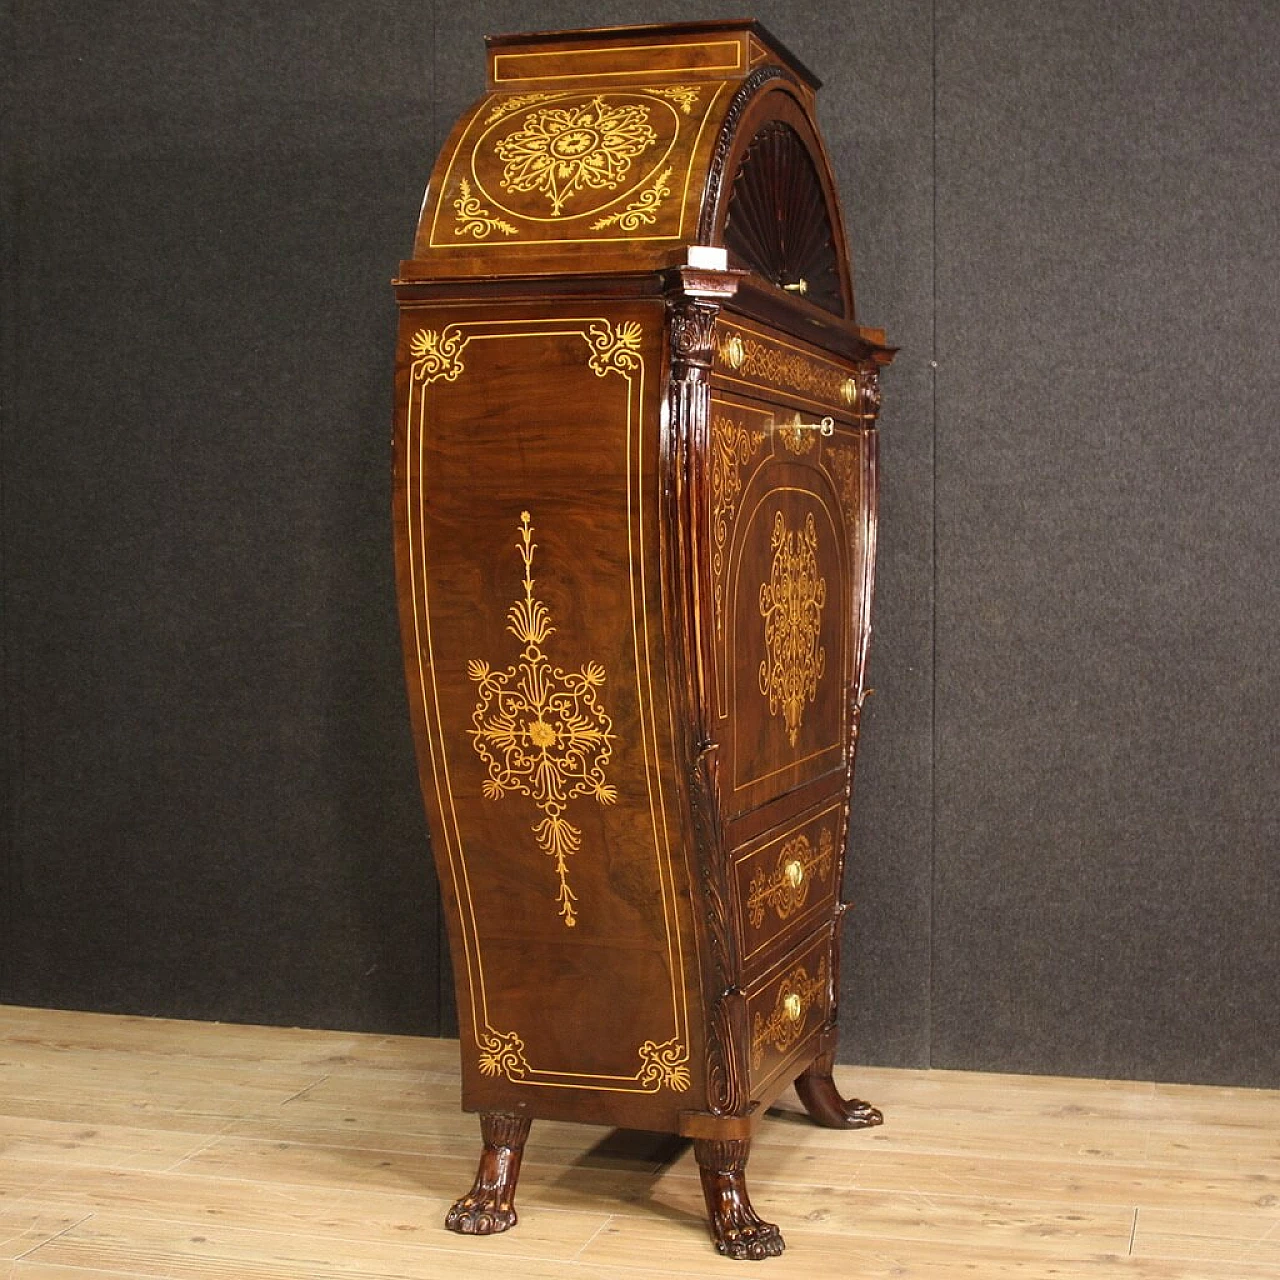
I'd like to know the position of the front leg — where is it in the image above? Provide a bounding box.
[794,1050,883,1129]
[693,1136,784,1260]
[445,1112,532,1235]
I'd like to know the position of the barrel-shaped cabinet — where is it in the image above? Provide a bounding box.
[393,20,894,1259]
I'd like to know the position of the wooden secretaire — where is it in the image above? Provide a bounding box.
[392,20,894,1260]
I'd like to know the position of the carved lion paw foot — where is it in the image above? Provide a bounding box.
[445,1191,517,1235]
[714,1212,785,1260]
[842,1098,884,1129]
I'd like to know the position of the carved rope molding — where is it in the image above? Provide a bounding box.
[696,66,795,244]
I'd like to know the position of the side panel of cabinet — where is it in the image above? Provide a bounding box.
[393,300,704,1130]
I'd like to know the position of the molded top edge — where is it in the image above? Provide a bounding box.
[484,19,821,90]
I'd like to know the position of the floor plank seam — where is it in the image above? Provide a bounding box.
[13,1211,95,1262]
[275,1076,331,1107]
[1240,1214,1280,1260]
[571,1212,617,1260]
[157,1119,240,1174]
[1128,1206,1138,1255]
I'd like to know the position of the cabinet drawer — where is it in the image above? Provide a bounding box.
[714,318,864,418]
[745,927,833,1095]
[734,799,843,973]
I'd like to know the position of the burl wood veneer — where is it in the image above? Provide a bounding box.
[392,20,894,1260]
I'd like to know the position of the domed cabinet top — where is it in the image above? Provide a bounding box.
[404,20,864,328]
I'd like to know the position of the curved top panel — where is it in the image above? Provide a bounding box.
[403,21,855,323]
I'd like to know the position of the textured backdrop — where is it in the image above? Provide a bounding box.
[2,1,1276,1087]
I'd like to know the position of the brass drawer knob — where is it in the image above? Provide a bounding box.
[784,858,805,889]
[724,334,746,370]
[841,376,858,406]
[783,278,809,296]
[783,993,804,1022]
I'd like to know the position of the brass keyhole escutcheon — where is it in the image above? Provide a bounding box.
[783,993,803,1022]
[784,859,805,889]
[781,411,834,436]
[724,334,746,370]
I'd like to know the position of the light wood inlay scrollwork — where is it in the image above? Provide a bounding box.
[468,513,618,928]
[495,96,658,215]
[710,414,765,636]
[746,826,835,929]
[751,957,828,1070]
[758,511,827,746]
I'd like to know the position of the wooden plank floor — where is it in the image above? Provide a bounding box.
[1,1006,1277,1278]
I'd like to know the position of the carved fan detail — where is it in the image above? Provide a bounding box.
[723,122,844,315]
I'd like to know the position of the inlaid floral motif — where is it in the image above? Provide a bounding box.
[452,178,517,239]
[586,320,643,378]
[409,327,468,384]
[590,167,672,231]
[776,414,817,455]
[751,958,828,1070]
[642,84,702,114]
[484,91,560,126]
[637,1037,692,1092]
[825,442,861,514]
[469,512,617,927]
[710,414,765,636]
[495,96,658,215]
[478,1029,531,1079]
[758,511,827,747]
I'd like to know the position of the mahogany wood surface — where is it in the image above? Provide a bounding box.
[392,19,894,1259]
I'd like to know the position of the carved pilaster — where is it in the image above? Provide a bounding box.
[859,369,883,421]
[670,298,719,379]
[663,291,749,1119]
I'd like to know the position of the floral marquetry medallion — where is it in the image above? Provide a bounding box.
[468,512,618,928]
[758,511,828,747]
[496,96,658,215]
[426,84,727,248]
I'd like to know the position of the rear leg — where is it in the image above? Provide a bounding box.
[795,1051,883,1129]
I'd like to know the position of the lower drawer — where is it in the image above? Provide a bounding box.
[733,798,844,975]
[745,926,834,1095]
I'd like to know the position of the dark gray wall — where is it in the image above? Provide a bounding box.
[2,1,1276,1088]
[0,2,443,1032]
[930,1,1280,1085]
